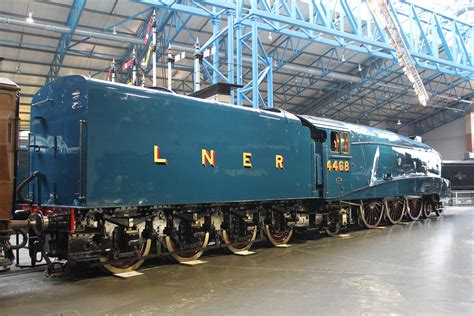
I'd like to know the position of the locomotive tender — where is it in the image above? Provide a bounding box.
[0,76,450,273]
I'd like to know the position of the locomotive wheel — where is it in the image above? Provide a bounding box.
[325,210,341,236]
[101,239,152,274]
[406,198,422,221]
[221,227,257,254]
[384,198,405,225]
[422,199,434,218]
[325,224,340,236]
[359,200,383,228]
[165,232,210,263]
[264,224,293,246]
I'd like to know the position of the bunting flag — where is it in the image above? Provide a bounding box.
[142,45,153,68]
[143,18,152,44]
[122,59,132,71]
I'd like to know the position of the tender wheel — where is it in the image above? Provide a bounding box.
[263,210,294,246]
[222,228,257,253]
[165,232,210,263]
[406,198,422,221]
[422,199,434,218]
[264,224,293,246]
[324,210,341,236]
[101,239,152,274]
[384,198,405,225]
[325,224,340,236]
[359,200,384,228]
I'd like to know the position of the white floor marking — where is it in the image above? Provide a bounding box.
[233,250,256,256]
[179,260,208,266]
[113,271,143,278]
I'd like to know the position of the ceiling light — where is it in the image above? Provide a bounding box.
[113,27,117,35]
[268,32,273,41]
[26,12,34,24]
[341,54,345,62]
[358,64,362,72]
[397,119,402,125]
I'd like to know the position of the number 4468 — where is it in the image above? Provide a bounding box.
[326,160,350,172]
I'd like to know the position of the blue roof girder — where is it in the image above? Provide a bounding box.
[409,101,472,135]
[242,10,474,79]
[269,11,387,111]
[321,72,472,134]
[298,51,472,124]
[310,69,469,127]
[132,0,234,17]
[129,0,474,112]
[273,49,364,109]
[401,87,474,134]
[297,56,386,115]
[364,73,473,122]
[46,0,86,84]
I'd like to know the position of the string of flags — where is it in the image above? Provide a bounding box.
[109,9,217,88]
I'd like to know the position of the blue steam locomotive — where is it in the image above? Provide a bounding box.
[1,76,450,273]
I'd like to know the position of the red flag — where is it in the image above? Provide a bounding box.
[143,19,152,44]
[122,60,132,71]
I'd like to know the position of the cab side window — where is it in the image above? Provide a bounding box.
[341,132,350,154]
[330,131,340,152]
[312,129,327,143]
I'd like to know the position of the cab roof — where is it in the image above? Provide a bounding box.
[300,115,432,150]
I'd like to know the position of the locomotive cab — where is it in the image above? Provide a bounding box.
[298,115,353,199]
[325,129,352,198]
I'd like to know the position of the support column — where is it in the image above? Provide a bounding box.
[249,0,259,108]
[465,112,474,154]
[236,0,243,106]
[227,10,235,104]
[212,8,220,84]
[251,17,259,109]
[194,39,202,92]
[267,56,273,108]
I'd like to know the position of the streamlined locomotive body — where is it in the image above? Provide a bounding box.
[1,76,449,273]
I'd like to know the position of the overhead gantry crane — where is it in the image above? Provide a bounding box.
[369,0,430,106]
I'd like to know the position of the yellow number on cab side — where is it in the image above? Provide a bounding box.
[327,160,333,171]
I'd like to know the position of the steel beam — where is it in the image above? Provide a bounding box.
[46,0,86,83]
[0,16,143,45]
